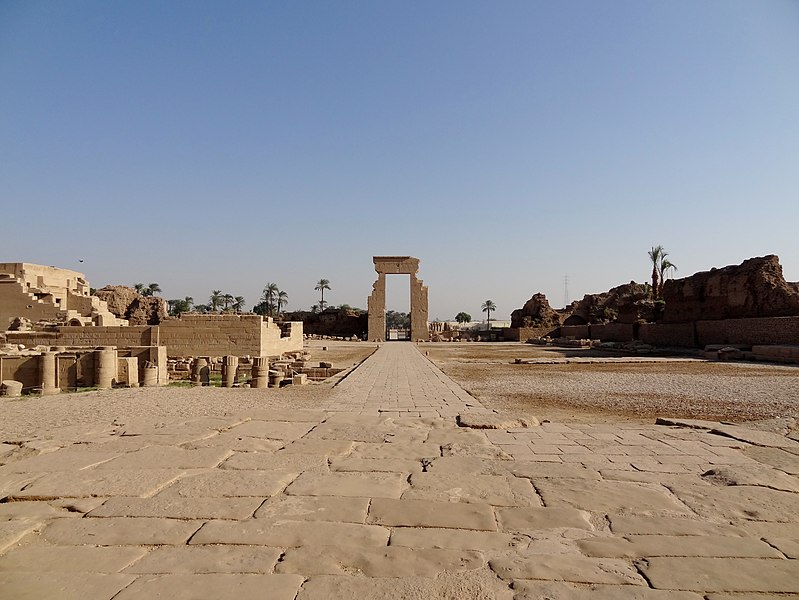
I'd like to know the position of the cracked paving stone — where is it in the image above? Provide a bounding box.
[113,573,305,600]
[124,546,282,574]
[641,557,799,593]
[489,554,646,585]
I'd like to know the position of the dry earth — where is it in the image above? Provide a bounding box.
[424,343,799,424]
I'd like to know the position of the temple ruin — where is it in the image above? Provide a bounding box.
[367,256,429,342]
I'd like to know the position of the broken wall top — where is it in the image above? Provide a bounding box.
[373,256,420,274]
[662,254,799,323]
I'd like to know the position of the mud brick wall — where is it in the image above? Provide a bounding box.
[504,326,560,342]
[559,325,591,339]
[639,323,697,347]
[589,323,635,342]
[696,316,799,346]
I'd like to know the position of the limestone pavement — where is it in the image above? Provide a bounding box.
[0,343,798,598]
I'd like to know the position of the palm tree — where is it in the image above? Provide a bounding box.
[233,296,245,313]
[146,283,161,297]
[133,283,146,295]
[209,290,223,312]
[315,279,331,311]
[648,246,664,297]
[481,300,496,328]
[276,290,288,316]
[262,283,280,317]
[658,255,677,298]
[167,296,193,316]
[648,246,678,298]
[222,293,234,311]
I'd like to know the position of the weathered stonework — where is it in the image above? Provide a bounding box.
[367,257,428,342]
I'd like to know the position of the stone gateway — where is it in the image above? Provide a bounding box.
[367,256,429,342]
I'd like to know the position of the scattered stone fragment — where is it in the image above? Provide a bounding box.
[458,412,540,429]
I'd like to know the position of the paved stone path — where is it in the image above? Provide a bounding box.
[1,343,798,598]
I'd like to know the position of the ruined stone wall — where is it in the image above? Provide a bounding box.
[638,323,697,347]
[504,326,560,342]
[663,255,799,323]
[589,323,635,343]
[696,316,799,347]
[2,316,303,358]
[0,277,64,328]
[559,325,591,339]
[3,327,150,348]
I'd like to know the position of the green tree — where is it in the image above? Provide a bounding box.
[648,246,678,299]
[481,300,496,327]
[133,283,146,295]
[455,312,472,324]
[145,283,162,297]
[222,293,234,311]
[648,246,664,298]
[167,296,193,316]
[233,296,246,313]
[209,290,223,312]
[276,289,289,316]
[315,279,331,311]
[658,255,677,297]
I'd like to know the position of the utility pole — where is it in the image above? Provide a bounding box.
[564,275,570,309]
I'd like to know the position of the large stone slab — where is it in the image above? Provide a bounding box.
[282,439,354,456]
[512,581,703,599]
[367,497,497,531]
[220,451,328,471]
[276,545,484,577]
[641,557,799,592]
[87,496,263,520]
[158,468,298,497]
[303,422,398,443]
[0,520,41,553]
[351,441,440,459]
[254,495,369,523]
[329,457,422,473]
[489,555,645,585]
[2,449,119,472]
[124,546,282,574]
[191,519,390,547]
[457,412,539,429]
[668,482,799,522]
[227,420,315,441]
[239,408,328,422]
[296,571,514,599]
[390,527,518,551]
[578,535,782,558]
[285,471,408,498]
[496,507,593,531]
[0,572,135,600]
[509,462,602,480]
[10,469,183,499]
[609,515,746,537]
[0,545,147,572]
[185,432,284,453]
[114,573,304,600]
[43,517,202,545]
[404,472,538,506]
[743,445,799,475]
[536,480,690,513]
[95,446,230,470]
[701,465,799,492]
[710,425,799,450]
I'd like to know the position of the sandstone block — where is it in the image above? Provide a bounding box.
[191,519,390,547]
[255,495,369,523]
[124,546,282,574]
[0,572,135,600]
[87,496,263,520]
[43,517,202,545]
[641,557,799,593]
[0,545,147,573]
[489,555,645,585]
[367,497,497,531]
[285,471,407,498]
[114,573,304,600]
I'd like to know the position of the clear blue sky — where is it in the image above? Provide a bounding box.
[2,1,798,320]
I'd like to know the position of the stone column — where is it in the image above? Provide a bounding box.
[367,273,386,342]
[410,275,429,342]
[222,356,239,388]
[251,356,269,389]
[39,351,60,395]
[142,362,158,387]
[95,347,117,390]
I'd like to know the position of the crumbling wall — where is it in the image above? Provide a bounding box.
[696,316,799,347]
[510,293,562,329]
[504,326,560,342]
[94,286,168,325]
[639,323,697,347]
[663,255,799,323]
